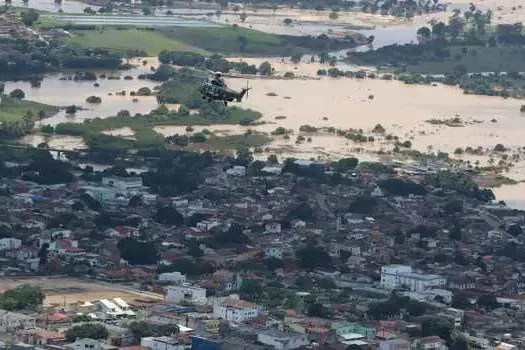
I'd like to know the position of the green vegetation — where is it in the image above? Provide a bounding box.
[162,26,284,55]
[117,237,158,265]
[349,11,525,98]
[55,69,263,152]
[206,134,271,150]
[21,9,39,26]
[426,171,495,202]
[86,96,102,104]
[0,95,58,123]
[162,26,367,56]
[35,15,67,29]
[67,29,209,56]
[0,284,44,311]
[406,46,525,74]
[158,51,260,75]
[65,324,109,343]
[426,117,464,127]
[129,322,179,345]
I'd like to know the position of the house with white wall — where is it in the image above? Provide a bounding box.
[380,265,445,292]
[141,336,185,350]
[0,238,21,251]
[166,284,206,305]
[263,241,285,259]
[212,296,259,323]
[159,272,187,284]
[257,329,308,350]
[0,310,36,332]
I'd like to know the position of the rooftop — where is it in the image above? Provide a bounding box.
[220,298,257,309]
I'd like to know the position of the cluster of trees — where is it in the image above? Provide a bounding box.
[158,51,272,76]
[0,112,35,139]
[296,243,332,270]
[458,72,525,98]
[239,279,264,302]
[332,157,359,172]
[0,285,44,311]
[348,9,525,97]
[368,293,428,319]
[154,206,184,225]
[65,324,109,342]
[142,151,213,196]
[426,171,495,202]
[287,202,315,222]
[352,7,494,67]
[0,148,74,184]
[159,258,216,277]
[349,195,377,214]
[22,150,75,184]
[451,293,499,310]
[21,9,39,26]
[128,321,179,344]
[210,223,250,248]
[117,237,158,265]
[378,178,427,196]
[0,38,122,79]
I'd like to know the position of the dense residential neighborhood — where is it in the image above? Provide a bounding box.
[0,145,524,350]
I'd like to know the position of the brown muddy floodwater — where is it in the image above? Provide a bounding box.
[4,60,159,127]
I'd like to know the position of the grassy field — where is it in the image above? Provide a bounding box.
[36,15,68,29]
[0,96,59,123]
[64,24,326,57]
[161,27,296,56]
[0,276,162,306]
[207,133,271,150]
[406,46,525,74]
[66,29,209,56]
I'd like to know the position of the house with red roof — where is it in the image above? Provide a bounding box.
[16,329,64,346]
[414,336,446,350]
[42,312,71,325]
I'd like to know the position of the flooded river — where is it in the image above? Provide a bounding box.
[4,60,159,127]
[11,0,98,13]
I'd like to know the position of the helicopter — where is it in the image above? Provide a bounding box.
[198,73,250,106]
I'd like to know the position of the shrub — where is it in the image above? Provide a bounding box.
[86,96,102,103]
[9,89,25,99]
[137,87,152,96]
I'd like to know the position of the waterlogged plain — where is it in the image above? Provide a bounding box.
[8,0,525,208]
[12,0,97,13]
[4,62,159,127]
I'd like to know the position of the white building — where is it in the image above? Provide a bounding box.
[213,296,259,323]
[265,223,282,234]
[65,338,117,350]
[159,272,187,284]
[226,166,246,176]
[414,336,447,350]
[380,265,445,292]
[0,238,22,251]
[196,219,220,232]
[83,186,118,202]
[380,339,410,350]
[97,299,135,318]
[102,176,143,193]
[166,284,206,305]
[141,336,185,350]
[0,310,36,332]
[257,329,309,350]
[261,167,282,175]
[263,241,285,259]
